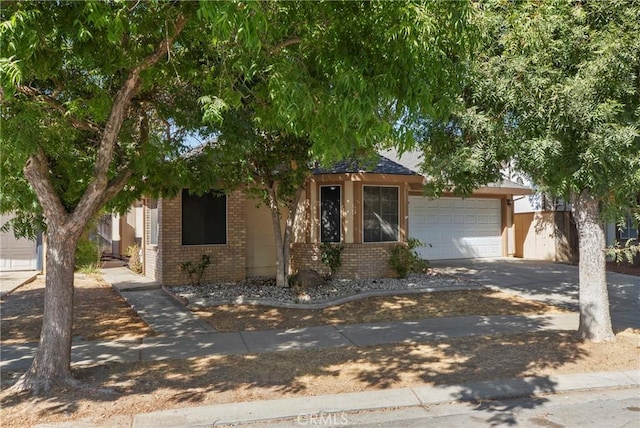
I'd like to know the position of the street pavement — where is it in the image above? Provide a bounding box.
[1,259,638,427]
[248,384,640,428]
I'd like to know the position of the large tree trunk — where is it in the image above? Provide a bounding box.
[571,190,615,342]
[8,15,187,396]
[10,228,82,394]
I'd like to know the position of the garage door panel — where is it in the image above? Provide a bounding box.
[409,197,502,260]
[0,214,37,271]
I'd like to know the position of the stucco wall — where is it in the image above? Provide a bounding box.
[245,201,278,277]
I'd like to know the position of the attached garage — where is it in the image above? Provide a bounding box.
[409,196,503,260]
[0,214,38,272]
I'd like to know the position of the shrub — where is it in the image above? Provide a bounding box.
[320,242,344,279]
[75,236,101,272]
[180,254,211,286]
[388,238,429,278]
[126,244,143,274]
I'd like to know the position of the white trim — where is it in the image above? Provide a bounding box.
[362,185,400,243]
[320,184,342,243]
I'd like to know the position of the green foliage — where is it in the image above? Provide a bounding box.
[180,255,211,286]
[606,241,640,266]
[75,237,101,273]
[320,242,344,279]
[388,238,429,279]
[418,0,640,214]
[126,244,142,274]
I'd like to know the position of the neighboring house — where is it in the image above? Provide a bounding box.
[512,189,578,262]
[0,213,43,272]
[137,151,531,286]
[513,183,638,263]
[97,202,144,259]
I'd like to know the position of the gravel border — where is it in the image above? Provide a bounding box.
[168,270,484,310]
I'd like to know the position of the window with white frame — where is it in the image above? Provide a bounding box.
[181,189,227,245]
[363,186,399,242]
[148,199,158,245]
[320,185,341,243]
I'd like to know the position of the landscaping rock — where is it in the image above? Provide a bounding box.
[296,269,325,288]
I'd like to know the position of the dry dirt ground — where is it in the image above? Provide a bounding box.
[195,289,568,332]
[1,273,638,428]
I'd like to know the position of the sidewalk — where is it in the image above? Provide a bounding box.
[0,270,38,296]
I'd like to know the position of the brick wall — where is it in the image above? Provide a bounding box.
[156,190,247,286]
[290,242,396,279]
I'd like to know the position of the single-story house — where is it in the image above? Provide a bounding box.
[137,151,531,286]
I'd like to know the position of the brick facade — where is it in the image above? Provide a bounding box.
[149,190,246,286]
[290,242,396,279]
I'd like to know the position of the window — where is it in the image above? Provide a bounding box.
[620,215,638,240]
[148,199,158,245]
[320,185,341,242]
[363,186,399,242]
[182,189,227,245]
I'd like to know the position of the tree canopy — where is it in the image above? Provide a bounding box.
[0,0,476,394]
[420,0,639,208]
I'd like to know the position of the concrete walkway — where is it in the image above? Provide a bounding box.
[0,270,38,296]
[103,268,215,336]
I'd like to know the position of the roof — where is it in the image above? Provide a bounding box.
[314,154,420,176]
[380,148,533,195]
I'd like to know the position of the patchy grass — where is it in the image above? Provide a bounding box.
[193,289,568,332]
[0,274,153,345]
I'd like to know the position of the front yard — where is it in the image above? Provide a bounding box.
[0,272,637,428]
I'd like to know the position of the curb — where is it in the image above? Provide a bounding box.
[130,370,639,428]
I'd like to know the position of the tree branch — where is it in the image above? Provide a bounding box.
[23,148,69,228]
[73,14,189,223]
[15,86,102,134]
[269,37,301,54]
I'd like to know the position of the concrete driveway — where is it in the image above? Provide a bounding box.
[430,258,640,330]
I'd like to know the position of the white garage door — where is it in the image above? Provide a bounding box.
[409,197,502,260]
[0,214,37,271]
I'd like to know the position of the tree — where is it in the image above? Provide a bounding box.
[1,1,474,394]
[189,109,311,287]
[188,1,477,288]
[417,0,640,342]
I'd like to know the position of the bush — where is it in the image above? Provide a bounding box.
[320,242,344,279]
[126,244,143,274]
[388,238,429,278]
[180,254,211,286]
[75,236,101,272]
